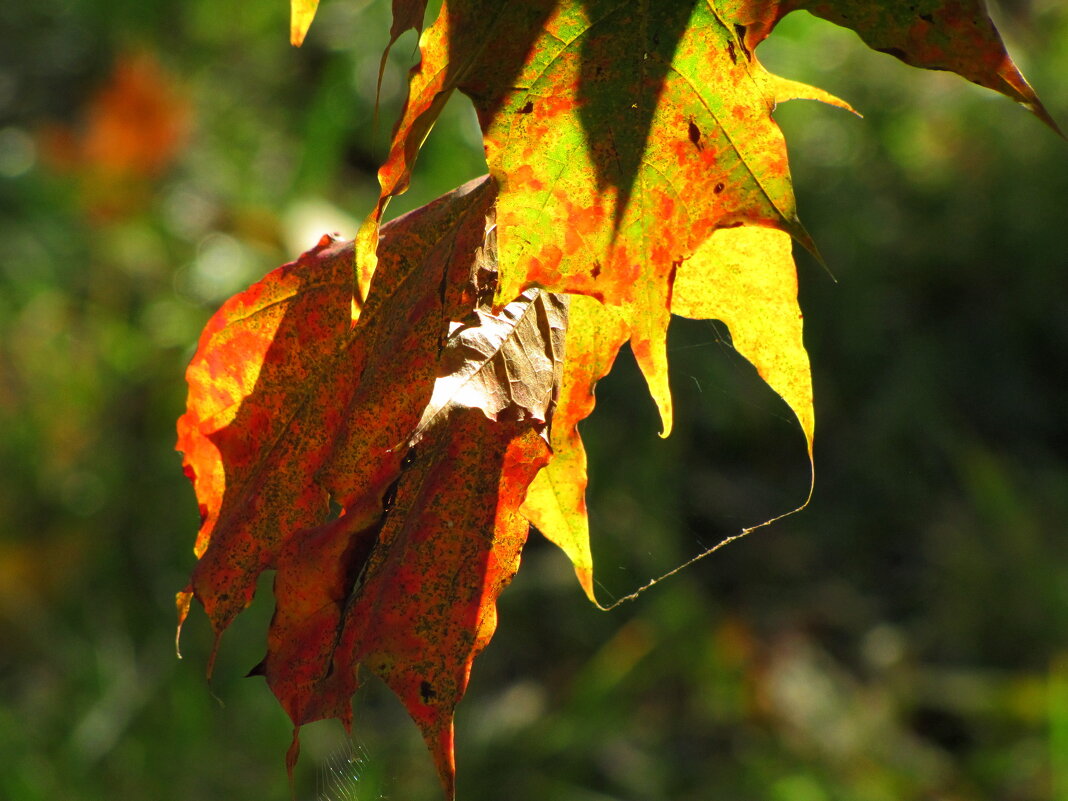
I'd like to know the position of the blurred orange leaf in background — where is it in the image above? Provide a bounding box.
[39,50,190,218]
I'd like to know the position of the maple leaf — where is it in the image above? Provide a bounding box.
[179,0,1058,795]
[359,1,817,436]
[361,0,1053,602]
[521,293,628,602]
[726,0,1062,132]
[178,175,564,795]
[523,224,814,603]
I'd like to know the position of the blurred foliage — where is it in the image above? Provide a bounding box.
[1,1,1066,800]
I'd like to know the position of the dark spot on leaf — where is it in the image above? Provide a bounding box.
[667,260,680,307]
[382,478,399,513]
[734,24,751,61]
[473,264,497,306]
[420,680,437,704]
[401,447,417,469]
[688,119,703,151]
[339,513,379,601]
[919,13,934,23]
[727,40,737,64]
[591,261,602,278]
[714,182,725,194]
[518,101,533,114]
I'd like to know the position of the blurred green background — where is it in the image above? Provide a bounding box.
[1,1,1066,799]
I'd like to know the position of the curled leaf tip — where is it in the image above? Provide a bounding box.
[656,399,673,438]
[175,589,193,658]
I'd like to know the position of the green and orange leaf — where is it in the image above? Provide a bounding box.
[521,294,628,603]
[522,227,814,608]
[178,1,1059,796]
[365,0,1052,596]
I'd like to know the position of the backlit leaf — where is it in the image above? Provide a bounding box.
[290,0,320,46]
[726,0,1061,132]
[177,178,499,652]
[674,225,814,462]
[523,227,814,607]
[365,0,815,438]
[364,0,1051,597]
[521,294,627,603]
[178,1,1058,794]
[179,176,565,797]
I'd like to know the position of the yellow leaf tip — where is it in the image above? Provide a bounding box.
[653,395,673,439]
[290,0,320,47]
[576,566,597,604]
[175,588,193,658]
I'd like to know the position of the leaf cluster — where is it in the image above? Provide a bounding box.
[177,0,1057,795]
